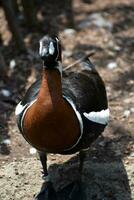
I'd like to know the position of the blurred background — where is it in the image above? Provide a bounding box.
[0,0,134,199]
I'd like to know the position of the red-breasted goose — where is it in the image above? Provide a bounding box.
[15,36,109,199]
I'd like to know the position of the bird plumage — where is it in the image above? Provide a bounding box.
[15,35,109,199]
[16,52,109,154]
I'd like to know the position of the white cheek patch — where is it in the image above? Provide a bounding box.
[83,108,110,125]
[49,42,55,55]
[15,102,27,115]
[39,41,47,57]
[42,48,47,56]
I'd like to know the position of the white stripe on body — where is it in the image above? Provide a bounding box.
[83,108,110,125]
[63,96,83,151]
[15,102,27,115]
[15,99,37,131]
[20,99,37,132]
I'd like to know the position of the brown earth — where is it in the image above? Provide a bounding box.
[0,0,134,199]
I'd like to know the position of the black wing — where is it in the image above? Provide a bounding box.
[21,78,41,106]
[62,57,108,113]
[15,79,41,133]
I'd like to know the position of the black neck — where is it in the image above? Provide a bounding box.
[43,60,58,69]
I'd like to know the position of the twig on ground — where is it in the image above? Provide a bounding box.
[64,51,95,71]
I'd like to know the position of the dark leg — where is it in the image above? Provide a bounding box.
[35,151,57,200]
[79,150,86,176]
[39,151,49,180]
[78,150,87,199]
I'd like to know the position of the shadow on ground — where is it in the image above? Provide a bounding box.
[48,153,132,200]
[44,121,133,200]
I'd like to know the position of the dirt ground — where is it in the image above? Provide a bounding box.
[0,0,134,199]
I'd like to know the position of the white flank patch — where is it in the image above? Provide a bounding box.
[15,102,27,115]
[83,108,110,125]
[49,42,55,55]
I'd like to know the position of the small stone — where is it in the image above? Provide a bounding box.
[51,157,56,161]
[106,86,111,92]
[29,147,37,155]
[115,150,122,156]
[130,152,134,157]
[0,89,11,97]
[114,46,121,51]
[1,139,11,145]
[123,110,130,117]
[63,28,76,36]
[24,181,29,185]
[78,13,113,30]
[124,160,129,164]
[98,141,106,147]
[15,169,19,175]
[93,156,97,159]
[107,62,117,69]
[9,59,16,69]
[130,107,134,113]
